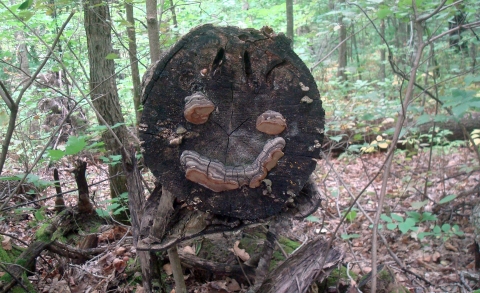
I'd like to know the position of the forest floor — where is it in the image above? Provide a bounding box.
[1,145,479,292]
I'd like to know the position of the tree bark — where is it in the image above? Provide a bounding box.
[122,148,155,292]
[286,0,294,46]
[337,0,347,81]
[255,237,343,293]
[146,0,162,63]
[84,0,129,203]
[379,19,386,82]
[73,160,94,214]
[169,0,177,28]
[125,2,143,127]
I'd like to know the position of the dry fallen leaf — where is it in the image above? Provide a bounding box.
[115,246,127,255]
[432,251,441,262]
[230,240,250,262]
[226,277,241,291]
[444,241,458,252]
[163,263,173,275]
[113,258,126,273]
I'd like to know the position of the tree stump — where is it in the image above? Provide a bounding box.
[140,24,324,220]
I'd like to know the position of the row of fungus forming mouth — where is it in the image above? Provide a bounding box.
[180,137,286,192]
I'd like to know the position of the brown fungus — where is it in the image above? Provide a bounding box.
[256,110,287,135]
[180,137,285,192]
[184,92,215,124]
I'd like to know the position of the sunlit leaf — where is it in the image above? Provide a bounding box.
[48,150,65,161]
[105,53,120,59]
[65,136,87,155]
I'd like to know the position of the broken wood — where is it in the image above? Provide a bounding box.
[53,168,65,213]
[122,148,155,292]
[178,250,256,283]
[72,160,94,214]
[255,237,343,293]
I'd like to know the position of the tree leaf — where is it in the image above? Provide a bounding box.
[48,149,65,161]
[341,233,360,240]
[65,136,87,155]
[305,215,320,223]
[345,210,357,222]
[410,200,428,209]
[391,213,403,222]
[381,214,392,223]
[386,223,397,230]
[377,7,392,19]
[441,223,451,233]
[439,194,456,204]
[105,53,119,60]
[18,0,33,10]
[398,218,416,234]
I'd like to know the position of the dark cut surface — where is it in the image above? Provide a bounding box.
[140,24,324,220]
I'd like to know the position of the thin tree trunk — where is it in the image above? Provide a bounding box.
[337,0,347,81]
[286,0,294,46]
[125,2,142,127]
[380,19,386,82]
[352,24,362,80]
[122,149,155,292]
[84,0,129,205]
[146,0,161,63]
[169,0,177,28]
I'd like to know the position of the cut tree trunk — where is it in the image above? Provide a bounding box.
[140,24,325,220]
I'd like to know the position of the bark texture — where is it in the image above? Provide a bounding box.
[73,160,94,214]
[146,0,161,63]
[140,25,324,220]
[125,2,143,127]
[255,237,343,293]
[84,0,129,200]
[286,0,294,45]
[122,149,154,292]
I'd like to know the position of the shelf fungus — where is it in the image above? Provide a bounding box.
[184,92,215,124]
[180,137,286,192]
[256,110,287,135]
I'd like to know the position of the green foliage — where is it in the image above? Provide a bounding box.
[418,223,464,241]
[341,233,360,240]
[305,215,321,223]
[96,192,129,218]
[380,201,464,242]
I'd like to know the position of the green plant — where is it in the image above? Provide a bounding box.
[381,213,418,234]
[96,192,129,218]
[418,223,464,241]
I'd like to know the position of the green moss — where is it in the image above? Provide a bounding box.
[278,236,300,253]
[35,223,52,242]
[326,266,356,287]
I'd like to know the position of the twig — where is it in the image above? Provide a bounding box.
[0,262,32,293]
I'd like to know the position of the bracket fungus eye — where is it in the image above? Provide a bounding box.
[256,110,287,135]
[184,92,215,124]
